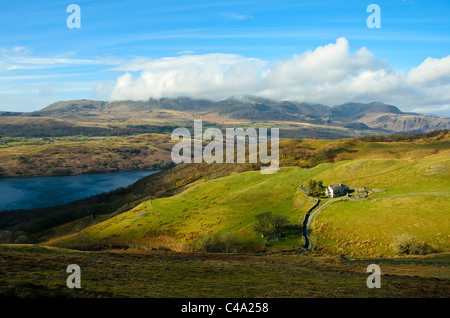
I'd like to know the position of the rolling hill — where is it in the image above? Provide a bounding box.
[1,96,448,136]
[1,129,448,300]
[42,131,450,257]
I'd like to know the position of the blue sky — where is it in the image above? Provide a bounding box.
[1,0,449,115]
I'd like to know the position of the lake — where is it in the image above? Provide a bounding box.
[0,170,160,212]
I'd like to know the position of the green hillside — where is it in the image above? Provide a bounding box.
[49,167,314,252]
[313,195,449,256]
[50,134,450,256]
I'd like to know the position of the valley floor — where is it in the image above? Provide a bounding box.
[0,244,448,298]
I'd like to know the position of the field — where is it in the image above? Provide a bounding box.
[0,244,448,298]
[313,196,449,257]
[48,133,450,257]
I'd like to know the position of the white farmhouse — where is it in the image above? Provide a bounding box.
[325,184,349,198]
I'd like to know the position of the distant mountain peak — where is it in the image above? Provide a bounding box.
[11,96,448,135]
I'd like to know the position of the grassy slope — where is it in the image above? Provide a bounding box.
[309,138,450,256]
[49,167,315,251]
[1,244,448,298]
[50,134,450,256]
[313,196,449,257]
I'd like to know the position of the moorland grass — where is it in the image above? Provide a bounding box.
[0,244,448,298]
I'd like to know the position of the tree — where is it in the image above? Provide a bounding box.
[307,179,325,197]
[254,212,289,239]
[391,234,434,255]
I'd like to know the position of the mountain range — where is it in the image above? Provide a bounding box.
[1,96,449,135]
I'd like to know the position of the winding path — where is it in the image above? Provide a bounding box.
[302,198,343,250]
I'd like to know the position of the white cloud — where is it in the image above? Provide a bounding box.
[0,46,113,71]
[107,38,450,115]
[109,54,266,101]
[2,42,449,115]
[407,55,450,85]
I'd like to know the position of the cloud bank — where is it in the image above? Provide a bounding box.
[108,37,450,115]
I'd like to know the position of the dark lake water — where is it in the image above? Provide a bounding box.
[0,170,159,212]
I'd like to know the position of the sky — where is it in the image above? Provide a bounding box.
[0,0,449,116]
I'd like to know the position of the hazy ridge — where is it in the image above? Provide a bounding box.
[1,96,449,134]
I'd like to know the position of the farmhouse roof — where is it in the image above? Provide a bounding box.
[329,184,348,190]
